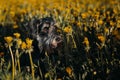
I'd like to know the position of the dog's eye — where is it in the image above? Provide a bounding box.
[44,27,49,30]
[55,37,61,42]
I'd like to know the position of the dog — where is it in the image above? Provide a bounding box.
[19,17,63,78]
[22,17,63,52]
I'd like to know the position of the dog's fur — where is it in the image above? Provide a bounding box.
[19,17,63,77]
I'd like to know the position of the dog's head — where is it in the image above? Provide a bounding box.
[30,17,55,36]
[29,17,63,53]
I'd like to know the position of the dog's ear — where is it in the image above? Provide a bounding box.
[28,18,42,38]
[33,19,42,34]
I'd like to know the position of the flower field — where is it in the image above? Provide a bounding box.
[0,0,120,80]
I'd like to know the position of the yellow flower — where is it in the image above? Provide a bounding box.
[113,9,118,14]
[104,28,109,33]
[98,35,105,43]
[63,26,72,33]
[81,12,88,19]
[73,11,78,17]
[10,11,15,17]
[112,30,118,36]
[106,11,110,15]
[98,19,103,25]
[94,14,99,19]
[110,21,114,26]
[84,27,87,32]
[13,24,19,29]
[26,38,33,49]
[17,39,22,47]
[117,20,120,23]
[13,33,21,38]
[44,72,49,78]
[19,9,26,14]
[112,30,120,40]
[83,37,89,46]
[66,67,72,75]
[21,42,26,50]
[26,38,33,45]
[4,36,13,44]
[77,21,81,26]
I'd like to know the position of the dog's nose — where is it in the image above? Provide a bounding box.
[51,35,63,49]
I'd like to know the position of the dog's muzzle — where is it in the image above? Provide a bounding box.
[51,35,63,49]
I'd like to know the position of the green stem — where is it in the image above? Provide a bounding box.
[28,51,34,80]
[16,49,21,72]
[9,45,15,80]
[71,34,77,48]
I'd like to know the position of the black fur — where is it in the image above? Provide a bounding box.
[20,17,63,78]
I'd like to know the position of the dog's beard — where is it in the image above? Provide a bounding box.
[43,33,63,53]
